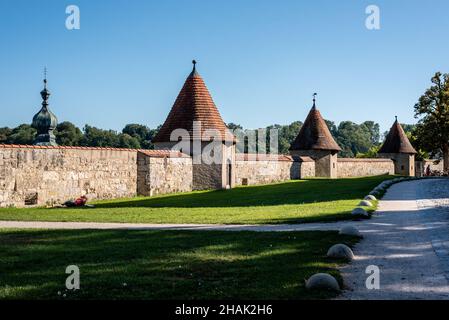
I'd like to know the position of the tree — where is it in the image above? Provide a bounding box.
[360,121,380,145]
[335,121,373,158]
[232,121,302,154]
[118,133,141,149]
[81,125,120,147]
[122,124,157,149]
[414,72,449,171]
[356,145,380,158]
[277,121,302,154]
[55,122,83,146]
[6,124,36,145]
[324,120,338,137]
[0,127,12,144]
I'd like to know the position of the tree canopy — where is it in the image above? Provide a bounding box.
[5,124,36,145]
[0,119,389,157]
[413,72,449,170]
[55,122,83,146]
[122,124,159,149]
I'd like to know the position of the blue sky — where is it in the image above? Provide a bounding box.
[1,0,448,134]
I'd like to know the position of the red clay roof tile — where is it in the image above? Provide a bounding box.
[378,119,417,154]
[290,104,341,152]
[152,68,235,143]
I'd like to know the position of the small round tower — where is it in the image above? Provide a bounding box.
[152,61,236,190]
[289,94,341,178]
[378,117,417,176]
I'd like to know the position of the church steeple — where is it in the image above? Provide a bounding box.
[32,70,58,146]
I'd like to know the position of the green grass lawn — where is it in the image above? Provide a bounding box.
[0,229,358,300]
[0,176,389,224]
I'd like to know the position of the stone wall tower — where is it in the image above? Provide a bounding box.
[152,61,236,190]
[289,94,341,178]
[378,117,417,176]
[32,73,58,146]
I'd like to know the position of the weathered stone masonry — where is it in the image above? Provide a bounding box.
[0,145,318,207]
[234,154,314,186]
[137,150,193,196]
[337,158,395,178]
[0,145,190,208]
[415,159,443,177]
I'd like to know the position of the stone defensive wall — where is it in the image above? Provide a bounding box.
[137,150,192,196]
[337,158,395,178]
[415,159,444,177]
[235,154,315,186]
[0,144,401,208]
[0,145,190,208]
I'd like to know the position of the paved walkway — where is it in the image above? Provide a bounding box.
[340,178,449,299]
[0,219,358,232]
[2,178,449,299]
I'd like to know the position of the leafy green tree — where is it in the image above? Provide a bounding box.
[232,121,303,154]
[6,124,36,145]
[278,121,302,154]
[360,121,380,145]
[81,125,120,147]
[414,72,449,171]
[324,120,338,137]
[356,145,380,158]
[122,124,158,149]
[335,121,373,158]
[55,122,83,146]
[0,127,12,144]
[118,133,141,149]
[405,126,428,161]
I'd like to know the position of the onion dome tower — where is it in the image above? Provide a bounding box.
[378,116,417,176]
[289,94,341,178]
[32,71,58,146]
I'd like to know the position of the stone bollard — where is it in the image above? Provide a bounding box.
[305,273,340,291]
[352,207,369,217]
[358,200,373,207]
[339,225,361,237]
[364,195,376,201]
[327,244,354,260]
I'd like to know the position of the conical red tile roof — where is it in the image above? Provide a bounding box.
[153,64,235,143]
[379,119,417,154]
[290,103,341,152]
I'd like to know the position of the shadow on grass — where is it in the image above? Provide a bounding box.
[0,229,358,300]
[94,175,391,209]
[257,212,357,225]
